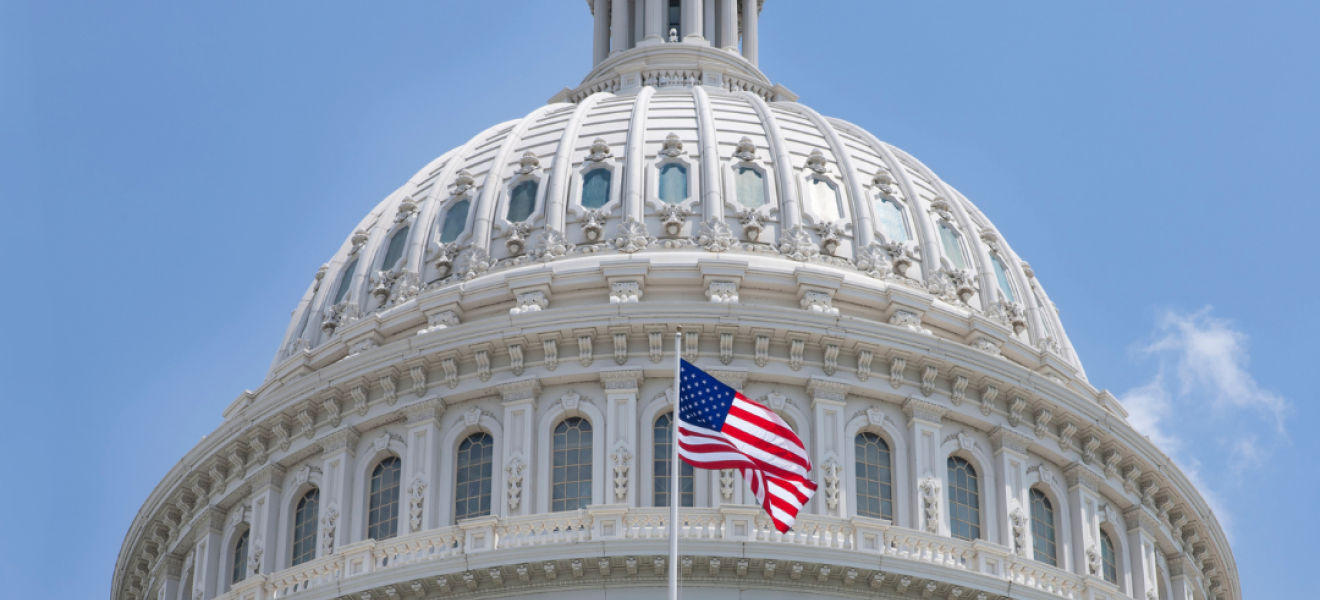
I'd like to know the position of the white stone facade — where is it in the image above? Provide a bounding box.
[111,3,1238,600]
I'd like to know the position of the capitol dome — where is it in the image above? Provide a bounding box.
[114,3,1238,600]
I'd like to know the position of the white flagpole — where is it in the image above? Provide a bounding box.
[670,327,682,600]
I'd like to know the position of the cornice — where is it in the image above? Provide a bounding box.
[319,426,360,456]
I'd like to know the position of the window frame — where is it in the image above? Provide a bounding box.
[853,431,894,521]
[366,456,403,542]
[437,196,473,245]
[551,417,595,512]
[873,194,912,244]
[230,527,250,585]
[653,411,695,508]
[1030,487,1060,567]
[454,432,496,522]
[946,455,982,541]
[937,220,970,271]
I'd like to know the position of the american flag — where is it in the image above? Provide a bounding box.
[676,359,817,533]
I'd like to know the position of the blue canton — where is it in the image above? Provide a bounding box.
[678,360,737,431]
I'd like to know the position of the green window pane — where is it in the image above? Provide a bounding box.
[947,457,981,540]
[507,181,538,223]
[876,197,910,242]
[231,529,249,584]
[1101,530,1119,584]
[455,433,494,521]
[440,199,470,243]
[582,169,612,209]
[381,226,409,271]
[992,255,1016,302]
[659,163,688,204]
[291,489,319,566]
[854,432,892,520]
[333,259,358,305]
[1030,488,1058,566]
[552,418,593,512]
[367,457,401,541]
[654,412,695,508]
[938,223,967,270]
[735,167,767,209]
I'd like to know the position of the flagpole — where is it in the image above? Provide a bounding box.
[670,326,682,600]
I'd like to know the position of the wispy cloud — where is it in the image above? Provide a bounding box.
[1117,308,1288,536]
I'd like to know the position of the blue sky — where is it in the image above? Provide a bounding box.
[1,1,1314,598]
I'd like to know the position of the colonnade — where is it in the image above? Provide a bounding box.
[593,0,759,66]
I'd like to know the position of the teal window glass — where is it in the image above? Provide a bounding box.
[1031,488,1059,566]
[1101,529,1118,584]
[854,432,893,520]
[938,223,967,270]
[992,255,1016,303]
[454,433,495,521]
[440,199,470,243]
[659,163,688,204]
[809,177,843,222]
[947,457,981,541]
[876,197,910,242]
[291,489,319,567]
[582,169,612,209]
[667,0,682,35]
[735,167,767,209]
[552,417,593,512]
[381,226,409,271]
[231,529,249,584]
[333,259,358,305]
[654,413,695,508]
[366,457,401,541]
[507,181,538,223]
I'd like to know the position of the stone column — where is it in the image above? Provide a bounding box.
[990,427,1031,556]
[642,0,664,44]
[318,427,359,552]
[1167,555,1197,600]
[594,0,612,66]
[404,399,446,531]
[1125,507,1162,600]
[719,0,737,51]
[704,0,716,44]
[602,370,643,507]
[741,0,758,65]
[247,465,286,578]
[903,398,947,535]
[682,0,704,42]
[157,555,183,600]
[808,378,850,518]
[611,0,631,55]
[190,508,225,600]
[1065,463,1105,579]
[501,380,540,516]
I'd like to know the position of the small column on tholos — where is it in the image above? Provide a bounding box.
[741,0,759,65]
[682,0,705,42]
[594,0,612,65]
[642,0,665,44]
[611,0,631,55]
[719,0,737,51]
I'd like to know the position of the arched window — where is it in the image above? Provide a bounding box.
[1030,488,1059,566]
[653,413,694,507]
[947,457,981,541]
[808,177,843,222]
[659,164,688,204]
[552,417,593,512]
[439,199,470,243]
[854,432,893,520]
[582,169,612,209]
[938,223,968,270]
[455,433,495,521]
[507,181,538,223]
[291,489,319,567]
[991,254,1016,303]
[367,457,402,541]
[380,226,410,271]
[1100,529,1119,584]
[333,259,358,305]
[875,197,910,242]
[735,167,767,209]
[231,529,249,584]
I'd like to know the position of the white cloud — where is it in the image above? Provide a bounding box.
[1117,308,1288,538]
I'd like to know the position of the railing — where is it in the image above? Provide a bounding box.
[216,506,1130,600]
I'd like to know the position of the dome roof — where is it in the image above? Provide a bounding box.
[272,60,1081,382]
